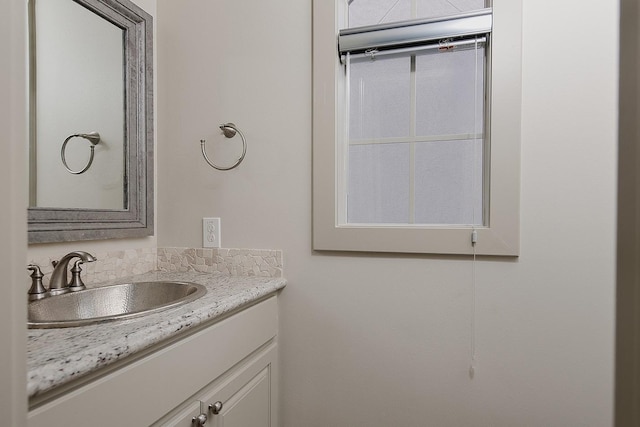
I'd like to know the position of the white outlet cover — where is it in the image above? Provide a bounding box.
[202,217,221,248]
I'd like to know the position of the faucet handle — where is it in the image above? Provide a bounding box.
[27,264,47,301]
[68,260,88,292]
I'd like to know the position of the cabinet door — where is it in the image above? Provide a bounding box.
[211,367,270,427]
[154,401,202,427]
[201,346,276,427]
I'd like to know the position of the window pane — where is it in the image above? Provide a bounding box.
[350,55,411,140]
[414,139,483,225]
[415,45,485,137]
[344,11,488,227]
[348,143,411,223]
[348,0,487,28]
[346,45,486,226]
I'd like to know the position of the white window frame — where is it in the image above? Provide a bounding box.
[313,0,522,256]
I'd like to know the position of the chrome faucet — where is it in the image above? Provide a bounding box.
[48,251,97,295]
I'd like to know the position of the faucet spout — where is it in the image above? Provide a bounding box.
[49,251,97,295]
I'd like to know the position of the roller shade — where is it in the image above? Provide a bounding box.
[338,8,492,56]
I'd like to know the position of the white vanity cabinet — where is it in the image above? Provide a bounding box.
[28,296,279,427]
[157,342,276,427]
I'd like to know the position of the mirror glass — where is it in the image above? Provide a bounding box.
[30,0,126,209]
[28,0,154,243]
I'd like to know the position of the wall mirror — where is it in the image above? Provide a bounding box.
[27,0,153,243]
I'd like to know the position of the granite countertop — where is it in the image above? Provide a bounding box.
[27,270,286,399]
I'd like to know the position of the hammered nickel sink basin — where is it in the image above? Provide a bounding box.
[28,281,207,329]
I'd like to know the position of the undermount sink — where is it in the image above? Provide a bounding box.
[28,281,207,329]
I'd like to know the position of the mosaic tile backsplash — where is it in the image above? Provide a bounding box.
[26,247,283,289]
[27,247,158,289]
[158,247,283,278]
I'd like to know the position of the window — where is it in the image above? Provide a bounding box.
[313,0,521,255]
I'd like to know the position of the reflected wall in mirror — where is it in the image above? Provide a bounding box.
[31,0,125,210]
[28,0,154,243]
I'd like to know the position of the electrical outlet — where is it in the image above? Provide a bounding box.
[202,217,221,248]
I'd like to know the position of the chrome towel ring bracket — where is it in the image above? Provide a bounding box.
[61,132,101,175]
[200,123,247,171]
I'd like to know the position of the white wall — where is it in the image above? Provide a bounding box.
[156,0,616,425]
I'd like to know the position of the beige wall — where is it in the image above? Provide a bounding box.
[157,0,617,426]
[0,0,618,424]
[1,0,27,424]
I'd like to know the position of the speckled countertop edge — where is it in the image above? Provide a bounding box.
[27,271,286,399]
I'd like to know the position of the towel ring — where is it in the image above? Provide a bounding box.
[61,132,101,175]
[200,123,247,171]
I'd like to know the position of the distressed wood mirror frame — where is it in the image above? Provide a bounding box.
[28,0,154,243]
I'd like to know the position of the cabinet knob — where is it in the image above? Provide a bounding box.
[192,413,207,426]
[209,401,223,414]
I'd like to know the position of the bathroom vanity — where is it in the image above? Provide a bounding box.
[27,271,285,427]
